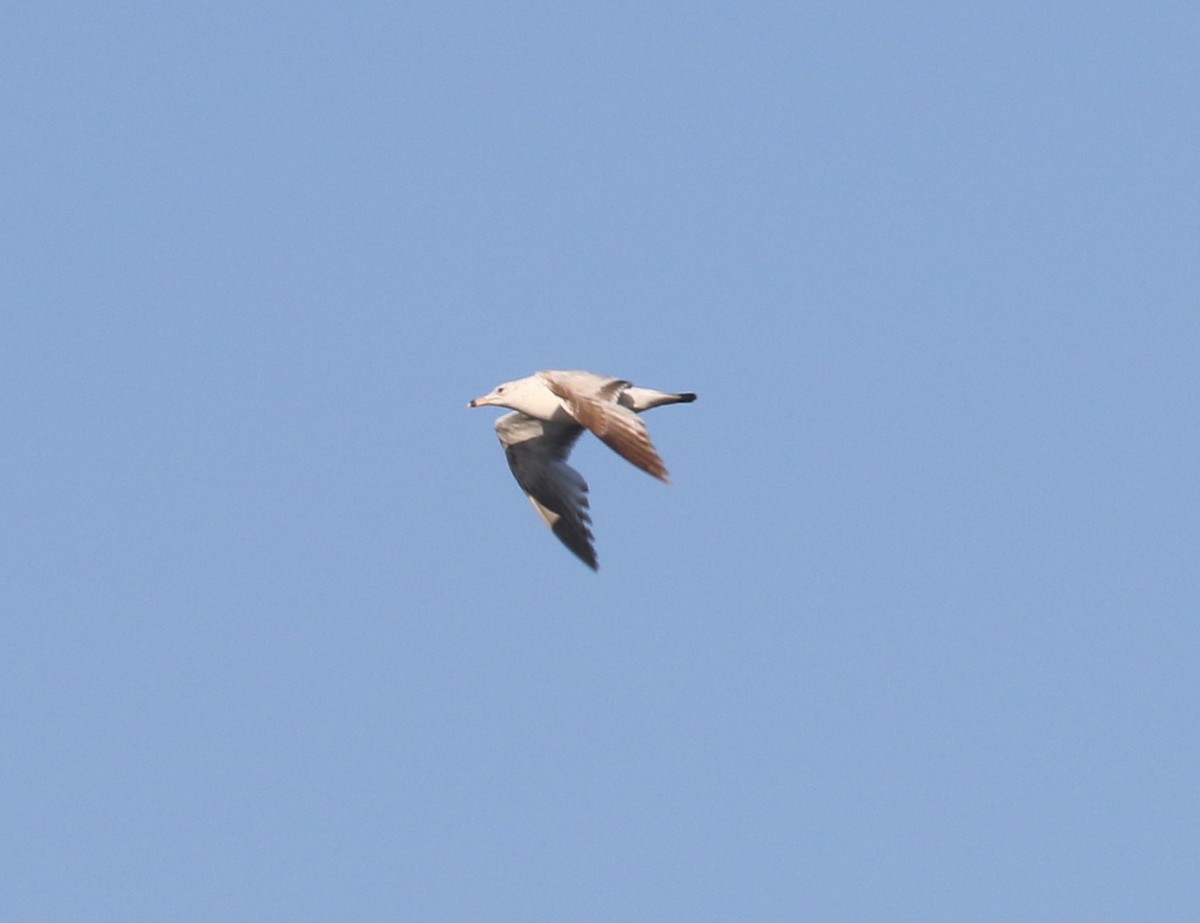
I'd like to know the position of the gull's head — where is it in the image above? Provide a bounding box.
[468,379,517,409]
[468,374,558,417]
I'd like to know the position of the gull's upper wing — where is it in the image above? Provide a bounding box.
[495,412,597,569]
[539,371,670,482]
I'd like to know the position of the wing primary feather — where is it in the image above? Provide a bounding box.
[494,412,598,569]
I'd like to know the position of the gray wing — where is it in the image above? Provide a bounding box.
[494,412,597,570]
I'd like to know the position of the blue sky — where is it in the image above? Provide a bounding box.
[4,3,1197,920]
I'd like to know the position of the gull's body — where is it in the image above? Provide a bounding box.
[469,370,696,569]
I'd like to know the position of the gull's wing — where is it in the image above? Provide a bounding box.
[494,412,597,570]
[539,371,670,482]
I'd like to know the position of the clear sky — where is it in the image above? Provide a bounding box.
[4,3,1197,920]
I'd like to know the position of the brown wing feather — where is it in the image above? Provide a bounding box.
[544,376,670,482]
[596,378,631,401]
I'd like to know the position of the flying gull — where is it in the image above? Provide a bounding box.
[468,370,696,569]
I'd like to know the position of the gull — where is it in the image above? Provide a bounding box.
[468,370,696,569]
